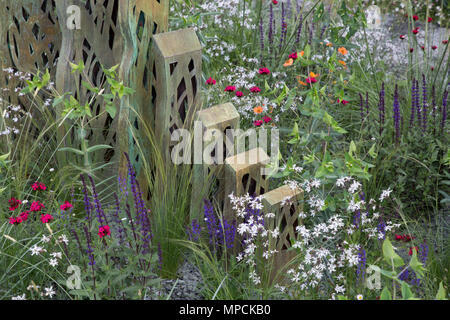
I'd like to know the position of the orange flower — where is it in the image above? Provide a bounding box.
[310,71,319,78]
[338,47,348,55]
[283,58,294,67]
[253,106,263,114]
[326,42,333,47]
[338,60,346,66]
[299,51,304,57]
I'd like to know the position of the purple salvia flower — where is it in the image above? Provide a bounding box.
[319,24,327,40]
[187,219,201,242]
[88,175,108,226]
[441,90,448,133]
[217,219,237,249]
[83,224,95,266]
[431,85,437,134]
[268,3,274,48]
[393,84,401,144]
[359,93,364,122]
[415,79,422,129]
[80,174,93,226]
[377,219,386,240]
[204,199,217,245]
[357,246,366,284]
[279,3,287,51]
[111,193,126,245]
[422,74,428,131]
[287,0,292,20]
[353,210,361,229]
[419,242,429,265]
[398,267,409,282]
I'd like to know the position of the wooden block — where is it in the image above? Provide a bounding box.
[152,28,202,163]
[262,184,303,284]
[223,147,270,221]
[190,102,240,221]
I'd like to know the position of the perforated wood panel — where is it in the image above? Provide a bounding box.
[262,184,303,283]
[223,147,270,221]
[191,102,240,221]
[152,28,203,163]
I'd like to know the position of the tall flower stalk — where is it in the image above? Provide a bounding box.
[393,84,401,145]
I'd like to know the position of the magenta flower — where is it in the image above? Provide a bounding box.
[259,67,270,75]
[236,91,243,97]
[206,77,216,85]
[250,86,261,93]
[224,85,236,92]
[253,120,263,127]
[98,225,111,238]
[40,214,54,224]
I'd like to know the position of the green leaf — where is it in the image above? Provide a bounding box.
[86,144,113,153]
[409,249,426,278]
[368,143,377,159]
[58,147,85,156]
[105,103,117,118]
[382,238,404,267]
[349,140,357,157]
[436,282,447,300]
[401,282,414,300]
[380,287,392,300]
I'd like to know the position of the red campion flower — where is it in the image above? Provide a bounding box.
[421,45,425,51]
[412,28,419,35]
[428,17,432,23]
[235,91,243,97]
[8,197,22,211]
[60,201,73,211]
[9,217,18,225]
[395,234,403,241]
[206,77,216,85]
[413,15,419,21]
[98,225,111,238]
[272,0,278,4]
[337,99,349,105]
[253,120,263,127]
[32,182,47,191]
[19,211,29,222]
[30,201,45,212]
[40,214,53,224]
[443,40,448,45]
[259,67,270,75]
[399,35,406,40]
[306,77,317,84]
[250,86,261,93]
[432,45,437,50]
[263,116,272,123]
[224,85,236,92]
[289,52,298,60]
[410,48,414,53]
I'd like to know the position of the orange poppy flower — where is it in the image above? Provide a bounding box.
[253,106,263,114]
[283,58,294,67]
[299,51,304,57]
[338,47,348,55]
[338,60,346,66]
[310,71,319,78]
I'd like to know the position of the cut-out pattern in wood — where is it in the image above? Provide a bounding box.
[151,28,202,162]
[223,147,270,221]
[191,102,240,221]
[262,184,303,283]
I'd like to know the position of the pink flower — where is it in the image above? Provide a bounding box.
[432,45,437,50]
[337,99,350,105]
[235,91,243,97]
[8,197,22,211]
[258,67,270,75]
[30,201,45,212]
[60,201,73,211]
[412,15,419,21]
[9,217,17,225]
[412,27,419,35]
[399,35,406,40]
[428,17,432,23]
[224,85,236,92]
[250,86,261,93]
[253,120,263,127]
[19,211,29,222]
[288,52,298,60]
[31,182,46,191]
[40,214,53,224]
[272,0,278,4]
[206,77,216,85]
[263,116,272,123]
[306,77,317,84]
[98,225,111,238]
[443,40,448,45]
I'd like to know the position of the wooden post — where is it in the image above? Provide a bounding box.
[151,28,202,163]
[223,147,270,221]
[190,102,240,221]
[262,184,303,283]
